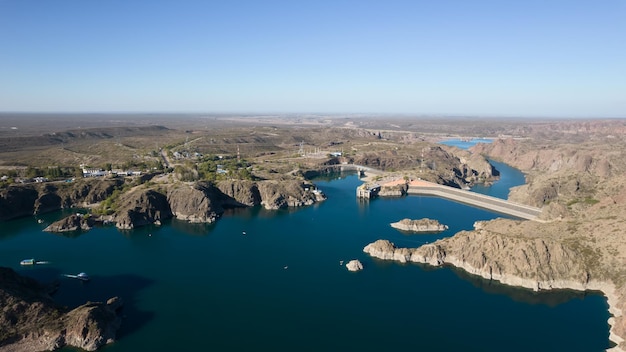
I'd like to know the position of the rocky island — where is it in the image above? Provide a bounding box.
[390,218,448,233]
[346,259,364,272]
[0,267,123,351]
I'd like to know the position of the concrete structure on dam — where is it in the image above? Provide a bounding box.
[358,178,542,221]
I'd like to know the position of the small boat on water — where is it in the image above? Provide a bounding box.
[20,259,50,265]
[63,272,90,281]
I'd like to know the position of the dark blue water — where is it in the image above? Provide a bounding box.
[471,159,527,200]
[0,171,610,351]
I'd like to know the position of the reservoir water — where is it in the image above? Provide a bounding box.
[1,161,611,351]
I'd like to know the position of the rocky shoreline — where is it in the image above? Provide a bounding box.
[363,237,625,351]
[1,178,326,232]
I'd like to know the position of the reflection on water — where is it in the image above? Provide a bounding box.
[451,265,603,307]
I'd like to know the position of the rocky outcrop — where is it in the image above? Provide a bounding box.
[33,185,63,215]
[62,297,123,351]
[0,267,123,351]
[112,189,172,230]
[346,260,363,272]
[0,186,39,221]
[44,214,95,233]
[257,180,322,210]
[167,182,225,223]
[379,183,408,196]
[443,145,498,184]
[0,179,122,222]
[390,218,448,233]
[57,179,123,208]
[216,180,261,207]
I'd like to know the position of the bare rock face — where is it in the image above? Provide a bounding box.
[44,214,95,233]
[33,185,63,214]
[0,267,123,351]
[113,189,172,230]
[167,182,225,223]
[390,218,448,233]
[346,260,363,272]
[364,231,589,287]
[0,179,122,222]
[443,146,497,184]
[0,186,39,221]
[256,180,321,210]
[379,183,408,197]
[63,298,123,351]
[60,179,123,207]
[216,180,261,207]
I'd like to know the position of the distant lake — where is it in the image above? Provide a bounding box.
[439,138,494,150]
[1,166,610,351]
[439,138,525,200]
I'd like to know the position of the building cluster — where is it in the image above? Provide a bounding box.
[81,168,142,178]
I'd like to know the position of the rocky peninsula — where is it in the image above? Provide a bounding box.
[390,218,448,233]
[364,220,625,351]
[0,267,123,351]
[43,213,97,233]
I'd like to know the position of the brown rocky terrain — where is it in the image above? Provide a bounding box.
[43,214,96,233]
[0,267,123,351]
[112,189,172,230]
[19,177,327,231]
[0,179,122,222]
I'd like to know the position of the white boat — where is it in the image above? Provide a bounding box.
[20,259,50,265]
[20,258,35,265]
[63,272,90,281]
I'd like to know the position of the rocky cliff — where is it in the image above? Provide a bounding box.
[216,180,261,207]
[167,182,225,223]
[390,218,448,233]
[257,180,323,210]
[0,179,121,222]
[1,177,326,230]
[0,186,39,221]
[112,189,172,230]
[0,267,123,351]
[470,138,624,213]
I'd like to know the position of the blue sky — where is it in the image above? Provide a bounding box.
[0,0,624,117]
